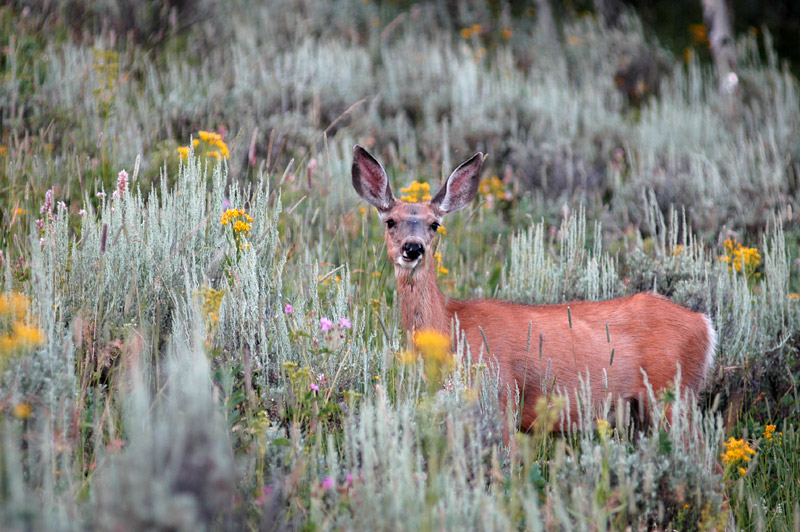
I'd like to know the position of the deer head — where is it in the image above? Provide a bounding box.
[351,145,485,276]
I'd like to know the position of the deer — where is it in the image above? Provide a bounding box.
[351,145,717,431]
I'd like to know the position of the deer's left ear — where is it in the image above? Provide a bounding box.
[431,152,484,214]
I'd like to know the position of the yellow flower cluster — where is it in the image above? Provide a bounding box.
[722,437,756,475]
[533,396,566,432]
[196,286,225,325]
[460,24,483,39]
[434,251,448,275]
[178,130,230,160]
[690,23,709,45]
[596,418,612,442]
[417,330,450,359]
[764,424,782,444]
[220,209,253,233]
[718,238,760,280]
[0,292,29,318]
[12,402,32,419]
[400,181,431,203]
[479,176,505,200]
[0,292,45,362]
[194,286,225,345]
[414,329,452,365]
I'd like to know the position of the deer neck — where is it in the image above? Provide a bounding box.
[395,257,449,335]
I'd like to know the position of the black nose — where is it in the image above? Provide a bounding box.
[402,242,424,261]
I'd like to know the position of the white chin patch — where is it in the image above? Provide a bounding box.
[395,256,421,270]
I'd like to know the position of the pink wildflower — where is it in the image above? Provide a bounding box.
[40,189,53,216]
[255,485,273,505]
[284,303,293,314]
[320,317,333,332]
[338,317,351,329]
[321,477,335,490]
[113,170,129,200]
[78,209,87,216]
[310,382,319,392]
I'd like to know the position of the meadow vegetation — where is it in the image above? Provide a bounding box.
[1,0,799,530]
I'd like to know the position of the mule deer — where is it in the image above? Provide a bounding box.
[351,145,716,429]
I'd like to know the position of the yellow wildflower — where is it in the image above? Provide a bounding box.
[434,252,448,275]
[400,181,432,203]
[233,220,250,233]
[436,225,446,236]
[719,238,760,280]
[478,176,505,201]
[460,28,472,39]
[414,329,451,362]
[12,402,32,419]
[789,293,800,301]
[187,130,230,160]
[738,467,747,476]
[11,322,45,348]
[413,329,454,389]
[471,24,482,35]
[0,292,30,318]
[597,418,612,442]
[501,28,512,40]
[722,437,756,465]
[690,23,709,45]
[221,208,250,226]
[177,146,190,159]
[0,293,45,361]
[763,424,782,444]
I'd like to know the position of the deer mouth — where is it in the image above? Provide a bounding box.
[396,254,422,269]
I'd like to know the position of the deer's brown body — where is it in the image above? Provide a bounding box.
[352,145,716,429]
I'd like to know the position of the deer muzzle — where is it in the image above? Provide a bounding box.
[401,242,424,261]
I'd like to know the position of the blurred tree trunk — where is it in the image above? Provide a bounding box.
[702,0,739,98]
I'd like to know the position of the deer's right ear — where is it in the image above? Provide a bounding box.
[352,145,396,212]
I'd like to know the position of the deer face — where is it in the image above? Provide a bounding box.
[379,201,442,270]
[351,145,484,273]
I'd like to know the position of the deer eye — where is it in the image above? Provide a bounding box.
[386,219,396,229]
[430,222,440,232]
